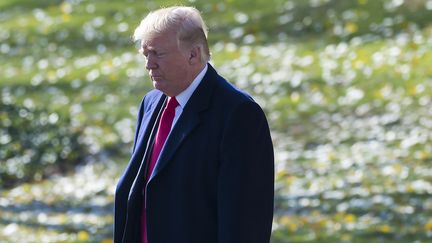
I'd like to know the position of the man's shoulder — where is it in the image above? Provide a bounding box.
[141,89,164,109]
[145,89,163,99]
[213,74,254,106]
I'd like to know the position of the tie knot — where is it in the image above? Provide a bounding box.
[166,97,179,111]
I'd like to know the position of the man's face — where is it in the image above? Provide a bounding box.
[141,30,191,97]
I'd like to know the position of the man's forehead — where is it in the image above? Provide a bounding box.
[141,35,158,47]
[141,33,177,50]
[141,37,161,51]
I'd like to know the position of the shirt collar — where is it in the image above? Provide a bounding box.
[175,64,208,109]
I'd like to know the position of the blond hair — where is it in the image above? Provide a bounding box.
[133,6,210,62]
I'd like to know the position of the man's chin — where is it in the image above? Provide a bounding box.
[153,81,165,92]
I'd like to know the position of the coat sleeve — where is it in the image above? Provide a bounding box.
[218,101,274,243]
[131,96,146,153]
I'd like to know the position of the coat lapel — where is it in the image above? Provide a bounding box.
[149,111,200,181]
[127,93,166,199]
[149,65,218,182]
[133,94,166,156]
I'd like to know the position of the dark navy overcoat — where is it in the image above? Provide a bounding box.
[114,64,274,243]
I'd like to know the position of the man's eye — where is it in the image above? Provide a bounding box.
[143,52,163,58]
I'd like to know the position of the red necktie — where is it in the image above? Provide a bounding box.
[142,96,179,243]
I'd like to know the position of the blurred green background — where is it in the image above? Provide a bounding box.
[1,0,432,242]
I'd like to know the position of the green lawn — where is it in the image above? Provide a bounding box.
[1,0,432,242]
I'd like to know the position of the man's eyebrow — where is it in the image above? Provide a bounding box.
[142,44,159,51]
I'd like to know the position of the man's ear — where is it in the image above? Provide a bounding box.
[189,46,201,65]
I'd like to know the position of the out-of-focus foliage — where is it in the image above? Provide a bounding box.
[0,161,117,243]
[0,102,86,188]
[1,0,432,242]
